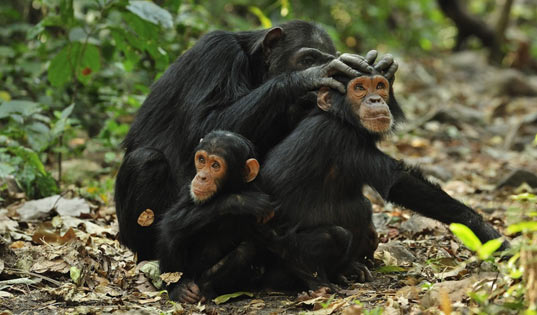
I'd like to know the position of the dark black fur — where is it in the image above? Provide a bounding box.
[261,76,504,288]
[157,131,274,300]
[115,20,339,260]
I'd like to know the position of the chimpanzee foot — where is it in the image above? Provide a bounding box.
[297,286,331,301]
[348,261,373,283]
[169,281,207,304]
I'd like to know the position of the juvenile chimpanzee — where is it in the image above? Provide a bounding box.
[261,73,506,288]
[157,130,275,303]
[115,20,399,260]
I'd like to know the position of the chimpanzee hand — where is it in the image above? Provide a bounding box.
[340,50,398,83]
[221,191,275,223]
[169,280,206,304]
[298,55,374,93]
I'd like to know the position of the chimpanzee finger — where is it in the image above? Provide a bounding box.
[357,270,365,283]
[326,59,360,77]
[365,50,378,65]
[320,77,346,94]
[339,53,374,73]
[179,288,200,304]
[384,61,398,79]
[374,54,394,72]
[363,266,373,282]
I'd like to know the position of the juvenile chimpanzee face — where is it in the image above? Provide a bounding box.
[347,75,392,133]
[190,150,227,203]
[189,130,261,204]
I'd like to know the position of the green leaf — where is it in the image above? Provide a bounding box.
[76,44,101,85]
[7,147,46,175]
[449,223,482,251]
[248,6,272,28]
[507,221,537,234]
[25,121,52,151]
[48,43,101,86]
[0,162,16,178]
[169,0,182,13]
[52,104,75,137]
[376,265,406,273]
[70,266,82,285]
[0,100,41,119]
[60,0,74,26]
[48,45,73,87]
[477,238,503,260]
[126,1,173,28]
[213,291,253,305]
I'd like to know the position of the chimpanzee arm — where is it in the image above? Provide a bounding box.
[215,191,275,221]
[363,153,503,245]
[387,163,502,244]
[203,65,360,146]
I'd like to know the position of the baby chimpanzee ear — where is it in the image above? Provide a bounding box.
[317,87,332,112]
[244,158,260,183]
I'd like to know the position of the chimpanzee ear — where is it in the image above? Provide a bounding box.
[244,158,260,183]
[317,87,332,112]
[262,27,283,55]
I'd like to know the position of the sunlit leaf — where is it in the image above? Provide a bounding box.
[376,265,406,273]
[248,7,271,28]
[449,223,482,251]
[477,238,503,260]
[507,221,537,234]
[70,266,82,285]
[213,291,253,305]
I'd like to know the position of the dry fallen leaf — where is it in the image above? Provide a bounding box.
[137,209,154,227]
[32,223,77,245]
[9,241,26,249]
[160,272,182,285]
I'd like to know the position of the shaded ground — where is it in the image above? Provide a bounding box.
[1,52,536,314]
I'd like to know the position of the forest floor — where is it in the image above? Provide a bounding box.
[1,51,537,314]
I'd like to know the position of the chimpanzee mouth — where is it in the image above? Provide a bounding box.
[363,115,391,121]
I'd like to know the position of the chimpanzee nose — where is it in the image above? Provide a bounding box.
[368,95,382,103]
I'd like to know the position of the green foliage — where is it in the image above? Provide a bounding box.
[449,223,503,260]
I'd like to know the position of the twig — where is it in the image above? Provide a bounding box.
[4,267,62,286]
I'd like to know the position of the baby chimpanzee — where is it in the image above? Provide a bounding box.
[157,130,275,303]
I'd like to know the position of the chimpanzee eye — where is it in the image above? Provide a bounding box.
[376,82,385,89]
[212,161,220,169]
[198,156,205,164]
[300,56,315,67]
[354,84,365,91]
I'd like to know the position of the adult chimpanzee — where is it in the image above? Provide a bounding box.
[260,73,506,287]
[115,20,398,260]
[158,130,276,303]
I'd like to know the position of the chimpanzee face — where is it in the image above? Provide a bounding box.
[190,131,261,204]
[262,21,337,78]
[190,150,228,203]
[317,75,393,134]
[347,75,392,133]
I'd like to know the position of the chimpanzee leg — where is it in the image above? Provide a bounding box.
[267,225,354,290]
[197,241,262,298]
[115,147,179,261]
[351,221,379,265]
